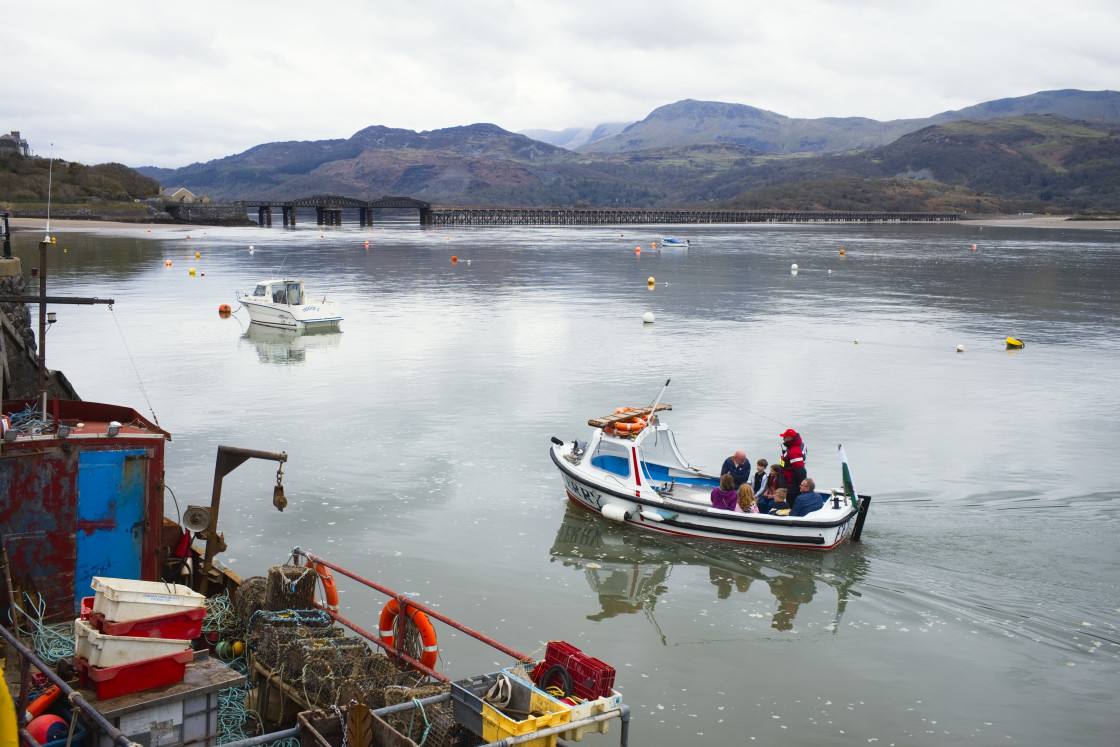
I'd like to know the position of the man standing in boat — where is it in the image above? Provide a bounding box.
[721,450,752,489]
[778,429,807,505]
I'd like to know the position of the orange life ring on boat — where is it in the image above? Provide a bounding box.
[379,598,439,669]
[306,558,339,612]
[605,416,647,436]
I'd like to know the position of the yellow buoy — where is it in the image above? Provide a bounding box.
[189,268,196,276]
[1006,337,1024,349]
[195,252,200,259]
[839,249,845,255]
[232,640,244,656]
[647,277,655,284]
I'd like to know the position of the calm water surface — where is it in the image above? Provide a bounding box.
[11,219,1120,745]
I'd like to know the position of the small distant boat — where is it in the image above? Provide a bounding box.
[659,238,689,248]
[237,279,342,331]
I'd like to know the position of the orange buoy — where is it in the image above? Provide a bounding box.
[218,304,231,314]
[451,256,458,264]
[165,260,172,266]
[839,249,845,255]
[635,247,641,254]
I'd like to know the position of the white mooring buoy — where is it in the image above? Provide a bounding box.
[643,312,655,324]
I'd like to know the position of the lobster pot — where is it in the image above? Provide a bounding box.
[250,626,343,672]
[265,565,317,610]
[380,684,466,747]
[336,659,428,710]
[282,637,375,705]
[231,576,268,626]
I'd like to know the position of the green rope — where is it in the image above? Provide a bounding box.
[407,698,432,746]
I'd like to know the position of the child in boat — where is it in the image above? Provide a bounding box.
[710,472,738,511]
[766,488,791,515]
[736,484,759,513]
[752,458,769,494]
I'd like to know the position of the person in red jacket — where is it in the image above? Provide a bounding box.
[778,428,807,505]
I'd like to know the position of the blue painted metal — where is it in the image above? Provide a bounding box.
[74,449,146,609]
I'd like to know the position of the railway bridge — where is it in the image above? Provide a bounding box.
[240,196,960,227]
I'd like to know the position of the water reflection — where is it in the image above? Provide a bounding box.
[240,324,341,364]
[549,505,866,634]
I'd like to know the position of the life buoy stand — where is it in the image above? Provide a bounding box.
[379,599,439,669]
[306,558,339,613]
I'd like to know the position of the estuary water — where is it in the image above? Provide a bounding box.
[9,218,1120,745]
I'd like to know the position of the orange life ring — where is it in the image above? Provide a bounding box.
[605,416,647,436]
[306,558,339,612]
[379,599,439,669]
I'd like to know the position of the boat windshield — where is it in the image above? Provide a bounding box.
[286,282,303,305]
[253,284,267,297]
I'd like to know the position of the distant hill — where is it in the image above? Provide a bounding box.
[573,89,1120,155]
[519,122,630,149]
[709,115,1120,212]
[129,90,1120,214]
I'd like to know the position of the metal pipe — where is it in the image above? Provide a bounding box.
[37,241,47,420]
[0,624,140,747]
[206,727,299,747]
[297,549,531,663]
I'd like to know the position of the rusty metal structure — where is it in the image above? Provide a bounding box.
[242,195,432,227]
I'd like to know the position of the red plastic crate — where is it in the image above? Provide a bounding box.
[533,641,616,701]
[89,605,205,640]
[81,596,93,620]
[76,648,193,700]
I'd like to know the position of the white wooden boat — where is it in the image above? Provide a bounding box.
[549,383,871,549]
[237,279,342,331]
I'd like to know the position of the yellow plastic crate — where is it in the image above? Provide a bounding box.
[481,697,570,747]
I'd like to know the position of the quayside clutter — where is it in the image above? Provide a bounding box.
[1,397,630,747]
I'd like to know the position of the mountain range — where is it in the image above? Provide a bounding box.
[136,89,1120,213]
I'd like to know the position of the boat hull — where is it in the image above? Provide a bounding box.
[240,298,342,331]
[551,442,858,550]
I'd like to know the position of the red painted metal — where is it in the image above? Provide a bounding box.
[298,550,532,665]
[0,399,169,623]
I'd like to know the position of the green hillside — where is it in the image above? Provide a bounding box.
[0,155,160,203]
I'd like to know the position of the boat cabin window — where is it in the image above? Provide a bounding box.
[253,284,267,297]
[286,282,303,305]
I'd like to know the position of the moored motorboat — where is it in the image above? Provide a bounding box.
[658,237,689,248]
[237,278,342,331]
[549,382,871,549]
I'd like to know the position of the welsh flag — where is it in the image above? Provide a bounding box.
[838,444,860,509]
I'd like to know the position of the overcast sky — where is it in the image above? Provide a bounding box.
[6,0,1119,169]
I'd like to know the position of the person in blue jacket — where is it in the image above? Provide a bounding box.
[790,477,826,516]
[720,450,752,489]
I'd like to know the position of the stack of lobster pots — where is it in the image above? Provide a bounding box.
[73,577,207,700]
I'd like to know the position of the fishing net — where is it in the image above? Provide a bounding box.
[264,563,317,610]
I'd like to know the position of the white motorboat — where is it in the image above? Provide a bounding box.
[237,279,342,331]
[549,381,871,550]
[658,238,689,248]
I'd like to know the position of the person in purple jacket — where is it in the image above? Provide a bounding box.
[710,472,738,511]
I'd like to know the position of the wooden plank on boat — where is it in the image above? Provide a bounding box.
[588,403,672,427]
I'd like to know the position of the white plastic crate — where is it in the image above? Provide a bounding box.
[91,577,205,622]
[74,618,193,668]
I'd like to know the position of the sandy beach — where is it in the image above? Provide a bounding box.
[8,215,1120,232]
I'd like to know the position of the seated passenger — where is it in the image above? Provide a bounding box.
[752,458,769,493]
[710,473,738,511]
[790,478,826,516]
[765,488,790,515]
[735,484,759,513]
[720,450,752,489]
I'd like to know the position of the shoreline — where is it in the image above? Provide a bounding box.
[8,215,1120,232]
